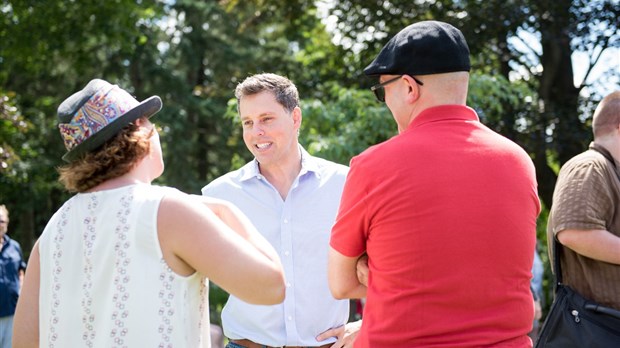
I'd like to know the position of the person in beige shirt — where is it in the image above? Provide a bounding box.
[547,90,620,310]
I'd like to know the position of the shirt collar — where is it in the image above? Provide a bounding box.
[299,146,321,178]
[406,105,479,132]
[238,145,321,182]
[589,142,620,169]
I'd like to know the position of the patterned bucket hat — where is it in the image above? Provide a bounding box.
[57,79,162,162]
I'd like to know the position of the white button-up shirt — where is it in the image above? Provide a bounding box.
[202,147,349,347]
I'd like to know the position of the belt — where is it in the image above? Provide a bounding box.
[230,338,333,348]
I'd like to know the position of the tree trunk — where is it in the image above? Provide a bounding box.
[536,0,588,208]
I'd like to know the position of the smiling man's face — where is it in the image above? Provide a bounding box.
[239,91,301,170]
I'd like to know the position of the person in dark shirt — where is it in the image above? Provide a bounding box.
[0,204,26,348]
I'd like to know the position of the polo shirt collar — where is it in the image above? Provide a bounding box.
[407,105,479,132]
[589,142,620,170]
[238,145,321,182]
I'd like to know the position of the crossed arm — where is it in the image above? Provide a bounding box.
[315,250,368,348]
[328,247,368,300]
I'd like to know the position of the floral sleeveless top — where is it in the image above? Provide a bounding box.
[38,184,210,348]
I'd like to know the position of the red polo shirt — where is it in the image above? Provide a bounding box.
[331,105,540,347]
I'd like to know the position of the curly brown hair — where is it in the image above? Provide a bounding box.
[58,121,153,193]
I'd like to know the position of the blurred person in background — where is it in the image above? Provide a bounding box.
[0,204,26,348]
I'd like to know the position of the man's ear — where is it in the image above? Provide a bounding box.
[292,106,302,129]
[403,76,421,104]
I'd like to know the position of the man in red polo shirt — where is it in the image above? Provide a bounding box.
[328,21,540,347]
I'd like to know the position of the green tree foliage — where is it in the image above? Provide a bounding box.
[137,0,349,194]
[302,86,396,165]
[0,0,167,252]
[0,91,29,174]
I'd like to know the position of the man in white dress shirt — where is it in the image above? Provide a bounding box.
[202,73,359,348]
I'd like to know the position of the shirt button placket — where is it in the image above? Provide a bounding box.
[281,202,297,339]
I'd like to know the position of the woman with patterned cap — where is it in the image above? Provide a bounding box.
[12,79,285,348]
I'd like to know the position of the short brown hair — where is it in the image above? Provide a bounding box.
[58,121,153,193]
[235,73,299,113]
[593,91,620,138]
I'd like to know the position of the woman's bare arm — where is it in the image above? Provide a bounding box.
[158,192,285,305]
[13,241,41,348]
